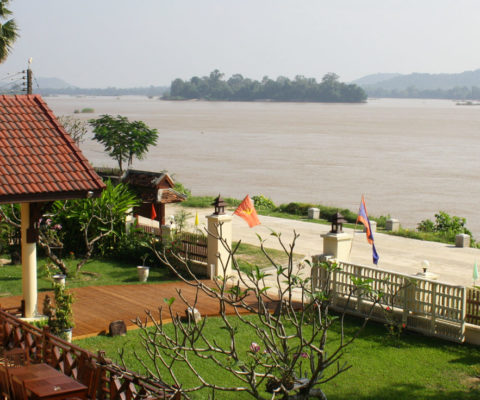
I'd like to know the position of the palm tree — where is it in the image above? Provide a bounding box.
[0,0,18,63]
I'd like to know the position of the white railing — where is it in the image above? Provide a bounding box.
[312,259,466,342]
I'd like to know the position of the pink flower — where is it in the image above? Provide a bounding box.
[54,224,62,230]
[250,342,260,353]
[46,219,52,226]
[386,306,391,312]
[300,352,309,359]
[402,323,406,329]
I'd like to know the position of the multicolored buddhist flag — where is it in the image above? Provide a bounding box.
[194,211,199,227]
[151,203,157,220]
[234,195,260,228]
[357,195,379,265]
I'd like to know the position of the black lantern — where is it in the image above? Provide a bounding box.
[212,194,227,215]
[330,212,347,233]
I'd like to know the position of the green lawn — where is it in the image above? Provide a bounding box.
[234,242,304,273]
[76,314,480,400]
[0,258,177,297]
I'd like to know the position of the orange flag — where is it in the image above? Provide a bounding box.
[151,203,157,220]
[234,195,260,228]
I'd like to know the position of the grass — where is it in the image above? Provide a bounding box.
[75,314,480,400]
[0,257,177,297]
[181,195,241,208]
[233,241,304,273]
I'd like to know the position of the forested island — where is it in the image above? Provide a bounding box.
[163,70,367,103]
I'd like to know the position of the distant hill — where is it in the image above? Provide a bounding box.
[351,73,401,86]
[352,69,480,100]
[354,69,480,91]
[36,77,75,89]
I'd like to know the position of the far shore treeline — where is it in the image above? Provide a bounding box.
[163,70,367,103]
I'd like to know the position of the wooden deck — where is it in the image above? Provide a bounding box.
[0,281,254,339]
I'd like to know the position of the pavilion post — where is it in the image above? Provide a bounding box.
[21,203,37,318]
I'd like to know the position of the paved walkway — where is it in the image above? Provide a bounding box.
[171,205,480,287]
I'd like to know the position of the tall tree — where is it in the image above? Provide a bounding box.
[90,114,158,172]
[0,0,18,62]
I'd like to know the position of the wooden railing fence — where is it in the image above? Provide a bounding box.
[176,231,208,264]
[0,309,180,400]
[136,223,208,264]
[312,260,466,342]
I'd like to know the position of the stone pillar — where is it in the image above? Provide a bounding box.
[308,208,320,219]
[455,234,470,248]
[206,214,232,278]
[21,203,37,318]
[321,232,353,262]
[385,219,400,232]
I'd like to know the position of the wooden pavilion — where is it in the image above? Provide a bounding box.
[0,94,105,318]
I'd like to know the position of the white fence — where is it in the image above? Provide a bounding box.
[311,259,466,342]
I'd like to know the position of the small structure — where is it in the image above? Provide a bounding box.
[121,169,186,225]
[308,207,320,219]
[385,218,400,232]
[0,95,105,317]
[455,234,470,248]
[320,212,352,262]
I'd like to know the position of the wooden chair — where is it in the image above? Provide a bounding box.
[7,375,26,400]
[0,364,11,400]
[76,355,100,400]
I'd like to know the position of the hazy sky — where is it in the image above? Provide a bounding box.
[1,0,479,88]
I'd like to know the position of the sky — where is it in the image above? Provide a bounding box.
[1,0,479,88]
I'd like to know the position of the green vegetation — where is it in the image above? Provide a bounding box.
[386,211,477,247]
[182,195,241,208]
[165,70,367,103]
[0,257,176,297]
[0,1,19,63]
[76,314,480,400]
[80,107,95,113]
[234,241,303,273]
[89,114,158,172]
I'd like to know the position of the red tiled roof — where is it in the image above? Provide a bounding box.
[0,94,105,203]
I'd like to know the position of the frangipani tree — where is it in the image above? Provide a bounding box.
[131,225,388,400]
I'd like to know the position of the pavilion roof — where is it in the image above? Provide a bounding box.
[0,94,105,203]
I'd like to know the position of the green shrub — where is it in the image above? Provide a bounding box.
[252,195,276,210]
[81,108,95,113]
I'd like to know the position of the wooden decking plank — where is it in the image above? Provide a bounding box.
[0,281,252,339]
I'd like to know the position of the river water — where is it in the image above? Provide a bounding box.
[45,96,480,236]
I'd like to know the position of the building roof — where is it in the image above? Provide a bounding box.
[0,94,105,203]
[121,169,186,204]
[121,169,174,189]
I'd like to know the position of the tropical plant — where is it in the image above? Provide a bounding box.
[89,114,158,172]
[53,181,140,271]
[132,227,386,399]
[0,1,18,63]
[43,283,75,339]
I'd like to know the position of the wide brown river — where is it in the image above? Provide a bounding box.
[46,96,480,236]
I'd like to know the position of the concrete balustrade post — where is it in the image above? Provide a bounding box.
[206,214,232,278]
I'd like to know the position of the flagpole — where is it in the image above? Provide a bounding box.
[348,196,362,262]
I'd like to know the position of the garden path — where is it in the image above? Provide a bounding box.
[171,205,480,287]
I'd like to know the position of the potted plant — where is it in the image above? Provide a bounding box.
[137,253,150,282]
[45,283,75,342]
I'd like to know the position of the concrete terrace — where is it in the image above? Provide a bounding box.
[172,204,480,288]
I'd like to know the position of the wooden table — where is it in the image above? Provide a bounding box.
[8,363,88,400]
